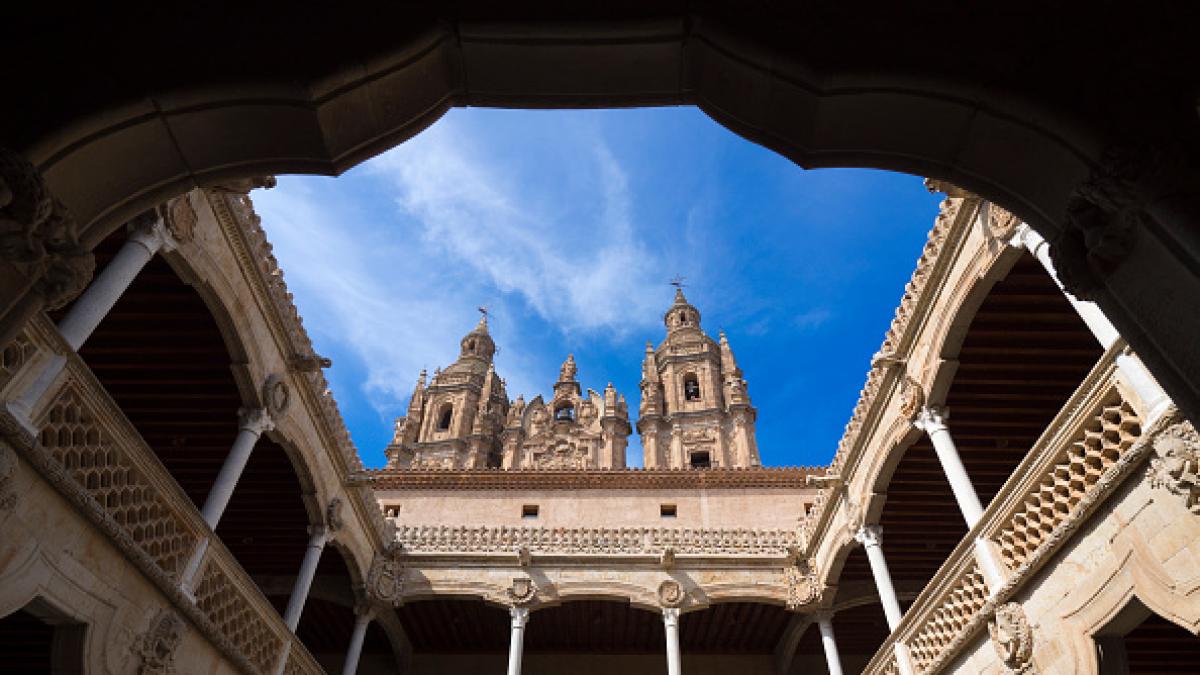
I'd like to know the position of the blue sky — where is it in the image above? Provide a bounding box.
[252,107,942,469]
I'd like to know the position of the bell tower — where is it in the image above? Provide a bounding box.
[385,312,509,469]
[637,288,760,468]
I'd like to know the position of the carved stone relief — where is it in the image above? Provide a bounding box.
[987,602,1034,674]
[367,544,405,607]
[898,376,926,420]
[136,609,186,674]
[508,577,537,606]
[1148,420,1200,513]
[657,579,685,608]
[784,558,819,610]
[262,374,291,417]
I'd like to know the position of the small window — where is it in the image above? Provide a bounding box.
[554,403,575,421]
[522,504,539,519]
[437,405,453,431]
[690,451,711,469]
[683,374,701,401]
[660,504,677,518]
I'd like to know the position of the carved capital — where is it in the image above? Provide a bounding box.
[913,405,949,432]
[510,605,530,627]
[657,579,686,608]
[854,524,883,548]
[1148,420,1200,513]
[0,148,95,310]
[236,407,274,435]
[988,602,1034,674]
[136,608,185,674]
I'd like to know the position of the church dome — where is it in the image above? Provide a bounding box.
[663,288,702,333]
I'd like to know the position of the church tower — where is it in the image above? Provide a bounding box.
[637,289,760,468]
[500,355,632,469]
[385,314,509,469]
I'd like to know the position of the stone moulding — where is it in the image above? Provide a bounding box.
[367,465,822,490]
[858,370,1166,675]
[391,524,801,558]
[206,189,393,550]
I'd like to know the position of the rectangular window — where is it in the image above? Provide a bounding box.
[660,504,678,518]
[522,504,539,519]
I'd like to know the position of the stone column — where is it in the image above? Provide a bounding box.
[913,406,985,528]
[507,606,529,675]
[855,525,904,631]
[6,217,174,428]
[662,607,682,675]
[200,407,273,528]
[815,612,845,675]
[282,525,330,631]
[1012,224,1170,421]
[340,606,374,675]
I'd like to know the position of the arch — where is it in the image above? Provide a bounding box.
[0,599,87,675]
[682,372,701,402]
[436,403,454,431]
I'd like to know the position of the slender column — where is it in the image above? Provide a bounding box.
[340,607,374,675]
[913,406,985,528]
[662,607,681,675]
[855,525,904,630]
[1012,224,1170,421]
[815,612,845,675]
[507,606,529,675]
[200,407,273,528]
[6,218,174,426]
[282,525,330,631]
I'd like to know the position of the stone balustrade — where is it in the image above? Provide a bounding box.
[1,316,327,675]
[857,345,1157,675]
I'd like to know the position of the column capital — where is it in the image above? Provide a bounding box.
[813,609,836,624]
[353,602,375,622]
[854,524,884,548]
[237,407,274,435]
[307,524,331,542]
[1009,222,1045,252]
[510,605,529,628]
[662,606,680,626]
[127,213,176,255]
[913,405,949,432]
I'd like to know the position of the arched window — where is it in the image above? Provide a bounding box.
[683,373,701,401]
[437,405,454,431]
[554,403,575,421]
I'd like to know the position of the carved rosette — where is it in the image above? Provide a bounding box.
[987,602,1034,674]
[262,374,291,417]
[898,376,926,421]
[136,608,185,674]
[1148,420,1200,514]
[160,196,196,245]
[367,545,405,607]
[657,579,686,608]
[0,441,17,512]
[0,147,95,310]
[508,577,537,606]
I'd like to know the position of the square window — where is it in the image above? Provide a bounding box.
[522,504,539,519]
[661,504,677,518]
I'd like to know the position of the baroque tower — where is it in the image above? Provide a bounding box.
[385,315,509,469]
[637,289,760,468]
[500,355,632,469]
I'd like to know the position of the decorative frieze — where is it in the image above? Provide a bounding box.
[391,524,800,557]
[368,465,821,490]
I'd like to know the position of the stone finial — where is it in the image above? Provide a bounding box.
[559,354,577,382]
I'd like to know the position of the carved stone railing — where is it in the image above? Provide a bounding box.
[0,317,326,675]
[393,523,800,558]
[860,346,1155,675]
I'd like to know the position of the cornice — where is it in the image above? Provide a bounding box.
[366,466,822,491]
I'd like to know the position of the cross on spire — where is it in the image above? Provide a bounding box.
[669,275,687,291]
[477,305,489,319]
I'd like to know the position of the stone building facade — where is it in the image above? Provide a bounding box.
[0,163,1198,675]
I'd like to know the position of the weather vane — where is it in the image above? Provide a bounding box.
[669,275,687,290]
[478,305,489,319]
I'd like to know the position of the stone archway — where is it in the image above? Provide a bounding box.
[5,7,1200,423]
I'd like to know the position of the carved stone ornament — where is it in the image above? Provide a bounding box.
[0,441,17,512]
[0,147,95,310]
[367,544,405,607]
[986,203,1022,241]
[325,497,344,532]
[208,175,277,194]
[288,352,331,373]
[262,374,291,416]
[508,577,537,606]
[785,559,820,610]
[898,376,926,420]
[657,579,685,608]
[987,602,1034,674]
[924,178,969,198]
[1148,420,1200,513]
[160,195,196,245]
[136,608,186,674]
